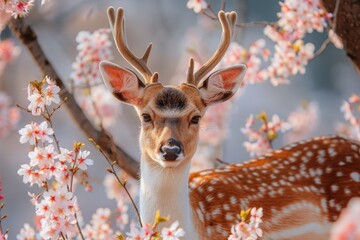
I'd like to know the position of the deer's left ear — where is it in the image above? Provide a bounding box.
[198,64,247,105]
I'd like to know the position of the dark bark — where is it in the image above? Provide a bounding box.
[8,17,140,179]
[321,0,360,74]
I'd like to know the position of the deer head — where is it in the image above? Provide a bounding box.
[100,7,246,169]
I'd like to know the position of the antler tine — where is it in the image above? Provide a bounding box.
[187,58,195,85]
[107,7,157,84]
[193,11,237,86]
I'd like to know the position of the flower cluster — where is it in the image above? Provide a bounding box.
[27,76,60,116]
[222,40,270,84]
[0,91,20,139]
[0,39,21,76]
[16,224,36,240]
[228,207,263,240]
[242,112,291,157]
[82,208,114,239]
[35,187,79,238]
[126,221,185,240]
[186,0,207,13]
[0,0,34,19]
[337,94,360,140]
[17,77,93,239]
[284,101,318,144]
[103,173,138,230]
[330,198,360,240]
[70,29,120,128]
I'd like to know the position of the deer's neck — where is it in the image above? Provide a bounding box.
[139,157,197,238]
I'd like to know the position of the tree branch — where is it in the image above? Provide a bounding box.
[7,17,140,179]
[321,0,360,75]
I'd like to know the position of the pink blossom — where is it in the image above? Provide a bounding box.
[0,91,20,138]
[0,179,3,200]
[76,150,93,170]
[284,102,318,143]
[83,208,115,240]
[19,121,54,145]
[35,186,79,239]
[103,173,138,204]
[116,200,129,230]
[0,0,34,19]
[339,94,360,140]
[228,207,263,240]
[16,223,35,240]
[330,198,360,240]
[187,0,207,13]
[161,221,186,240]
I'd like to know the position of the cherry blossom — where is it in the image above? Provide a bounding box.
[19,121,54,145]
[0,91,20,138]
[339,94,360,140]
[330,198,360,240]
[82,208,115,240]
[35,186,79,239]
[0,39,21,76]
[16,223,35,240]
[0,0,34,19]
[242,113,291,157]
[284,101,318,144]
[103,172,138,204]
[160,221,185,240]
[187,0,207,13]
[27,76,61,116]
[70,29,120,127]
[228,207,263,240]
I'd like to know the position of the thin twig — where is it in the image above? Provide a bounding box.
[44,106,61,153]
[89,138,143,228]
[49,97,68,118]
[313,0,341,58]
[216,158,230,165]
[16,104,31,113]
[201,5,274,28]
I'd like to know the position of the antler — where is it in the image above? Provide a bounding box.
[187,11,237,86]
[107,7,158,84]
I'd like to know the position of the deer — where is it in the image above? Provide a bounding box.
[99,6,360,240]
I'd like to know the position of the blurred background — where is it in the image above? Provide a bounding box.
[0,0,359,237]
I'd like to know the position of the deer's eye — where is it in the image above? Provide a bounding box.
[191,116,201,124]
[142,114,152,122]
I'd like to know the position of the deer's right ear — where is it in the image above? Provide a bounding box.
[100,61,145,106]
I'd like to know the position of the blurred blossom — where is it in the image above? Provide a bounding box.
[16,223,36,240]
[0,0,34,19]
[0,91,20,138]
[228,207,263,240]
[76,85,120,128]
[70,29,113,87]
[242,113,291,157]
[0,11,11,32]
[284,101,318,144]
[277,0,331,38]
[330,198,360,240]
[186,0,207,13]
[82,208,115,240]
[70,29,120,128]
[103,172,138,204]
[0,39,21,77]
[338,94,360,140]
[222,41,270,84]
[0,178,3,200]
[200,102,231,146]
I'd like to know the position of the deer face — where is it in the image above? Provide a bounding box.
[100,7,246,168]
[100,62,247,168]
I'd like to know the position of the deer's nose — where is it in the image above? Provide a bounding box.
[160,138,182,161]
